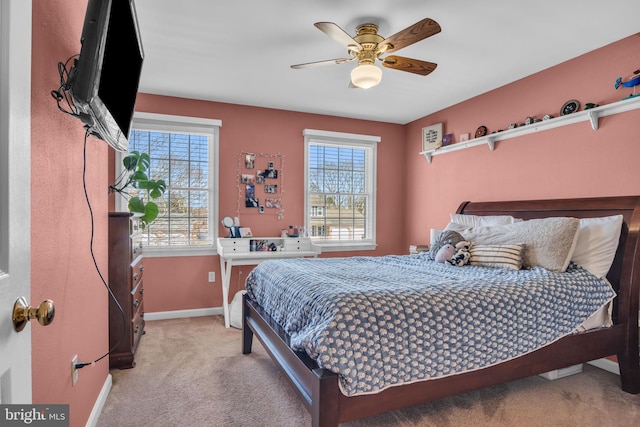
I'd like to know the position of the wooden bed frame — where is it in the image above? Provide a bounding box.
[242,196,640,426]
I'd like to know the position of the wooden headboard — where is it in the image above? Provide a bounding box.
[456,196,640,328]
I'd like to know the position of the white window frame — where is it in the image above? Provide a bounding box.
[303,129,379,252]
[115,112,221,257]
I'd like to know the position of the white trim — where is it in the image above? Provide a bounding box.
[141,245,217,257]
[1,0,32,404]
[115,113,220,253]
[319,242,377,252]
[303,129,378,252]
[587,358,620,375]
[86,374,112,427]
[144,307,223,321]
[134,111,221,129]
[303,128,381,143]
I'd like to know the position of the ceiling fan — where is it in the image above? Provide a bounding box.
[291,18,441,89]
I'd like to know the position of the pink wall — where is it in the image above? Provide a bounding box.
[130,96,406,312]
[31,3,640,424]
[31,0,109,425]
[404,34,640,246]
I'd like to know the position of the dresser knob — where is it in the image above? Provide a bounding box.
[133,299,139,307]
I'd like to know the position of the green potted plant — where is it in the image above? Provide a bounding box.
[109,151,166,229]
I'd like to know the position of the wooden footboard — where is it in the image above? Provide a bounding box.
[242,196,640,427]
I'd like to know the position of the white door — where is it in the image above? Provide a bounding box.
[0,0,33,404]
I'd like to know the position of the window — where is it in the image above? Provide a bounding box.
[303,129,378,252]
[116,112,221,257]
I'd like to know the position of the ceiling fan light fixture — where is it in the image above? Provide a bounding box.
[350,64,382,89]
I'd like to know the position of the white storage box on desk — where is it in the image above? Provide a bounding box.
[283,237,312,251]
[217,237,250,254]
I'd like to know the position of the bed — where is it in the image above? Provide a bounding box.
[241,196,640,426]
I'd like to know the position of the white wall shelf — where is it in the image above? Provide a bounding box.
[420,95,640,163]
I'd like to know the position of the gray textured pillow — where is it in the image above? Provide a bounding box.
[428,230,465,260]
[445,217,580,272]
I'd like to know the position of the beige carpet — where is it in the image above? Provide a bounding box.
[97,316,640,427]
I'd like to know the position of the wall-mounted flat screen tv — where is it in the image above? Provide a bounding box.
[70,0,144,152]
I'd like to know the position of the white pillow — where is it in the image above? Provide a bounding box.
[445,217,580,272]
[571,215,623,278]
[450,214,519,226]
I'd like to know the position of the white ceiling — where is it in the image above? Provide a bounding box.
[133,0,639,125]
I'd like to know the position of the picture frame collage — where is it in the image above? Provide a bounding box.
[237,152,284,218]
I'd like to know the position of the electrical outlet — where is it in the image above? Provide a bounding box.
[208,272,215,282]
[71,355,78,385]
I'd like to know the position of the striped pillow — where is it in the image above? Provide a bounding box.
[469,244,524,270]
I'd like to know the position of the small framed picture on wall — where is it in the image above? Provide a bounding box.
[422,123,443,152]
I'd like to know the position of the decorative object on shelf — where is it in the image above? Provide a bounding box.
[508,123,517,130]
[442,133,453,146]
[222,216,242,238]
[560,99,580,115]
[422,123,443,151]
[109,151,167,230]
[524,116,534,125]
[614,68,640,99]
[459,133,469,142]
[420,96,640,164]
[240,227,253,238]
[543,114,553,120]
[584,103,599,110]
[474,125,488,138]
[288,225,299,237]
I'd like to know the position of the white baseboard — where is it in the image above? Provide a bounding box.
[86,373,112,427]
[587,358,620,375]
[144,307,223,321]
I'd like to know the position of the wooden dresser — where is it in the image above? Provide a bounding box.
[108,212,145,369]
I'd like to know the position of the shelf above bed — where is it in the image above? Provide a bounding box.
[420,95,640,163]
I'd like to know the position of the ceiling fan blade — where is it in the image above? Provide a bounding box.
[314,22,362,53]
[378,18,441,54]
[381,56,437,76]
[291,57,354,69]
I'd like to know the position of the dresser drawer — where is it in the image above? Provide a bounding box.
[131,235,143,258]
[131,281,143,313]
[131,257,144,285]
[131,304,145,351]
[283,238,312,251]
[217,238,250,254]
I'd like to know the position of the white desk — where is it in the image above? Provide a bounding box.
[217,237,320,327]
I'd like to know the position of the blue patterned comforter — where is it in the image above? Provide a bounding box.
[245,254,615,396]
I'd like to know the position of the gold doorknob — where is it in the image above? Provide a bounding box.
[12,297,55,332]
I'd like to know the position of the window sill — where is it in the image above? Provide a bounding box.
[142,245,217,258]
[314,242,377,252]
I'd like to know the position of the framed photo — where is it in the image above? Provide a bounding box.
[422,123,443,152]
[265,198,281,208]
[460,133,470,142]
[442,133,453,146]
[241,174,255,185]
[240,227,253,238]
[244,153,255,169]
